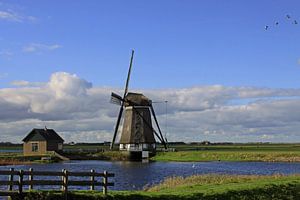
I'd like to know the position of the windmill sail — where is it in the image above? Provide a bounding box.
[110,50,135,149]
[110,92,123,105]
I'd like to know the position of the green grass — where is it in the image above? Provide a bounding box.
[13,174,300,200]
[0,146,22,150]
[152,151,300,162]
[164,143,300,152]
[0,152,61,165]
[153,143,300,162]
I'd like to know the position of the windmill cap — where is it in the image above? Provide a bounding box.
[125,92,151,106]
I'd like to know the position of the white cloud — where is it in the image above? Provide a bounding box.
[23,43,62,53]
[10,80,30,87]
[0,50,13,59]
[0,10,22,22]
[47,72,92,99]
[1,72,300,143]
[10,80,44,87]
[260,134,274,140]
[0,10,36,23]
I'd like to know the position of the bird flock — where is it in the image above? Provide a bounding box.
[265,14,298,30]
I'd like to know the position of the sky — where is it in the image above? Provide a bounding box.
[1,0,300,143]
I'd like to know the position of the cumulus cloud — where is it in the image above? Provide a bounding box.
[1,72,300,143]
[23,43,62,53]
[47,72,92,98]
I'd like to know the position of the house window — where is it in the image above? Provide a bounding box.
[58,143,63,150]
[31,143,38,152]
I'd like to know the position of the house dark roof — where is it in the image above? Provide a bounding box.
[22,128,64,142]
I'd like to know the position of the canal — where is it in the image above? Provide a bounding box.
[1,160,300,190]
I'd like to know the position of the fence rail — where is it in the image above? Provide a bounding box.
[0,168,114,198]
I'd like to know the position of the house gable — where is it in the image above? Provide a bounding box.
[22,129,46,142]
[23,128,64,143]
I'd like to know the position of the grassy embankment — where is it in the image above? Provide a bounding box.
[63,150,130,161]
[14,174,300,200]
[153,143,300,162]
[0,152,61,165]
[62,143,300,162]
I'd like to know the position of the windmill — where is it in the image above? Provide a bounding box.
[110,50,167,157]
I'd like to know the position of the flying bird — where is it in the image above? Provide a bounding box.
[264,14,298,31]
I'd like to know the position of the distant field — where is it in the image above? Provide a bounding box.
[1,143,300,151]
[1,143,300,162]
[153,151,300,162]
[154,143,300,162]
[166,143,300,152]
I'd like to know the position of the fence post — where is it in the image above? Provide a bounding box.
[18,170,23,194]
[29,168,33,190]
[90,169,95,191]
[8,168,14,191]
[61,169,65,191]
[64,169,68,200]
[103,170,108,195]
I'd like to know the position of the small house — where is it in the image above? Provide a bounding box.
[22,128,64,156]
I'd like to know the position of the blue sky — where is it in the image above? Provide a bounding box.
[1,1,300,143]
[1,0,300,89]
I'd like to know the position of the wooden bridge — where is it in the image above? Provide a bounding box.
[0,168,114,199]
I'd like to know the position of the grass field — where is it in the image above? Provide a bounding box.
[152,143,300,162]
[0,152,61,165]
[1,143,300,162]
[165,143,300,151]
[14,174,300,200]
[153,151,300,162]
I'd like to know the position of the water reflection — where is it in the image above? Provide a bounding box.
[0,160,300,190]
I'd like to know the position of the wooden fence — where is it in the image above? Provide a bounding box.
[0,168,114,198]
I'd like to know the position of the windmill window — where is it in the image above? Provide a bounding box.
[31,143,38,152]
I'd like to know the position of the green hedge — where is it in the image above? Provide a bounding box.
[10,182,300,200]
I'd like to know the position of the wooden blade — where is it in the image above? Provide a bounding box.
[110,50,134,149]
[123,50,134,98]
[150,104,167,149]
[110,92,123,105]
[110,105,124,149]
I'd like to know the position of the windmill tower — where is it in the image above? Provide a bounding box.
[110,50,167,157]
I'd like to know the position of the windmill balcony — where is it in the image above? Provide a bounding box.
[119,143,156,152]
